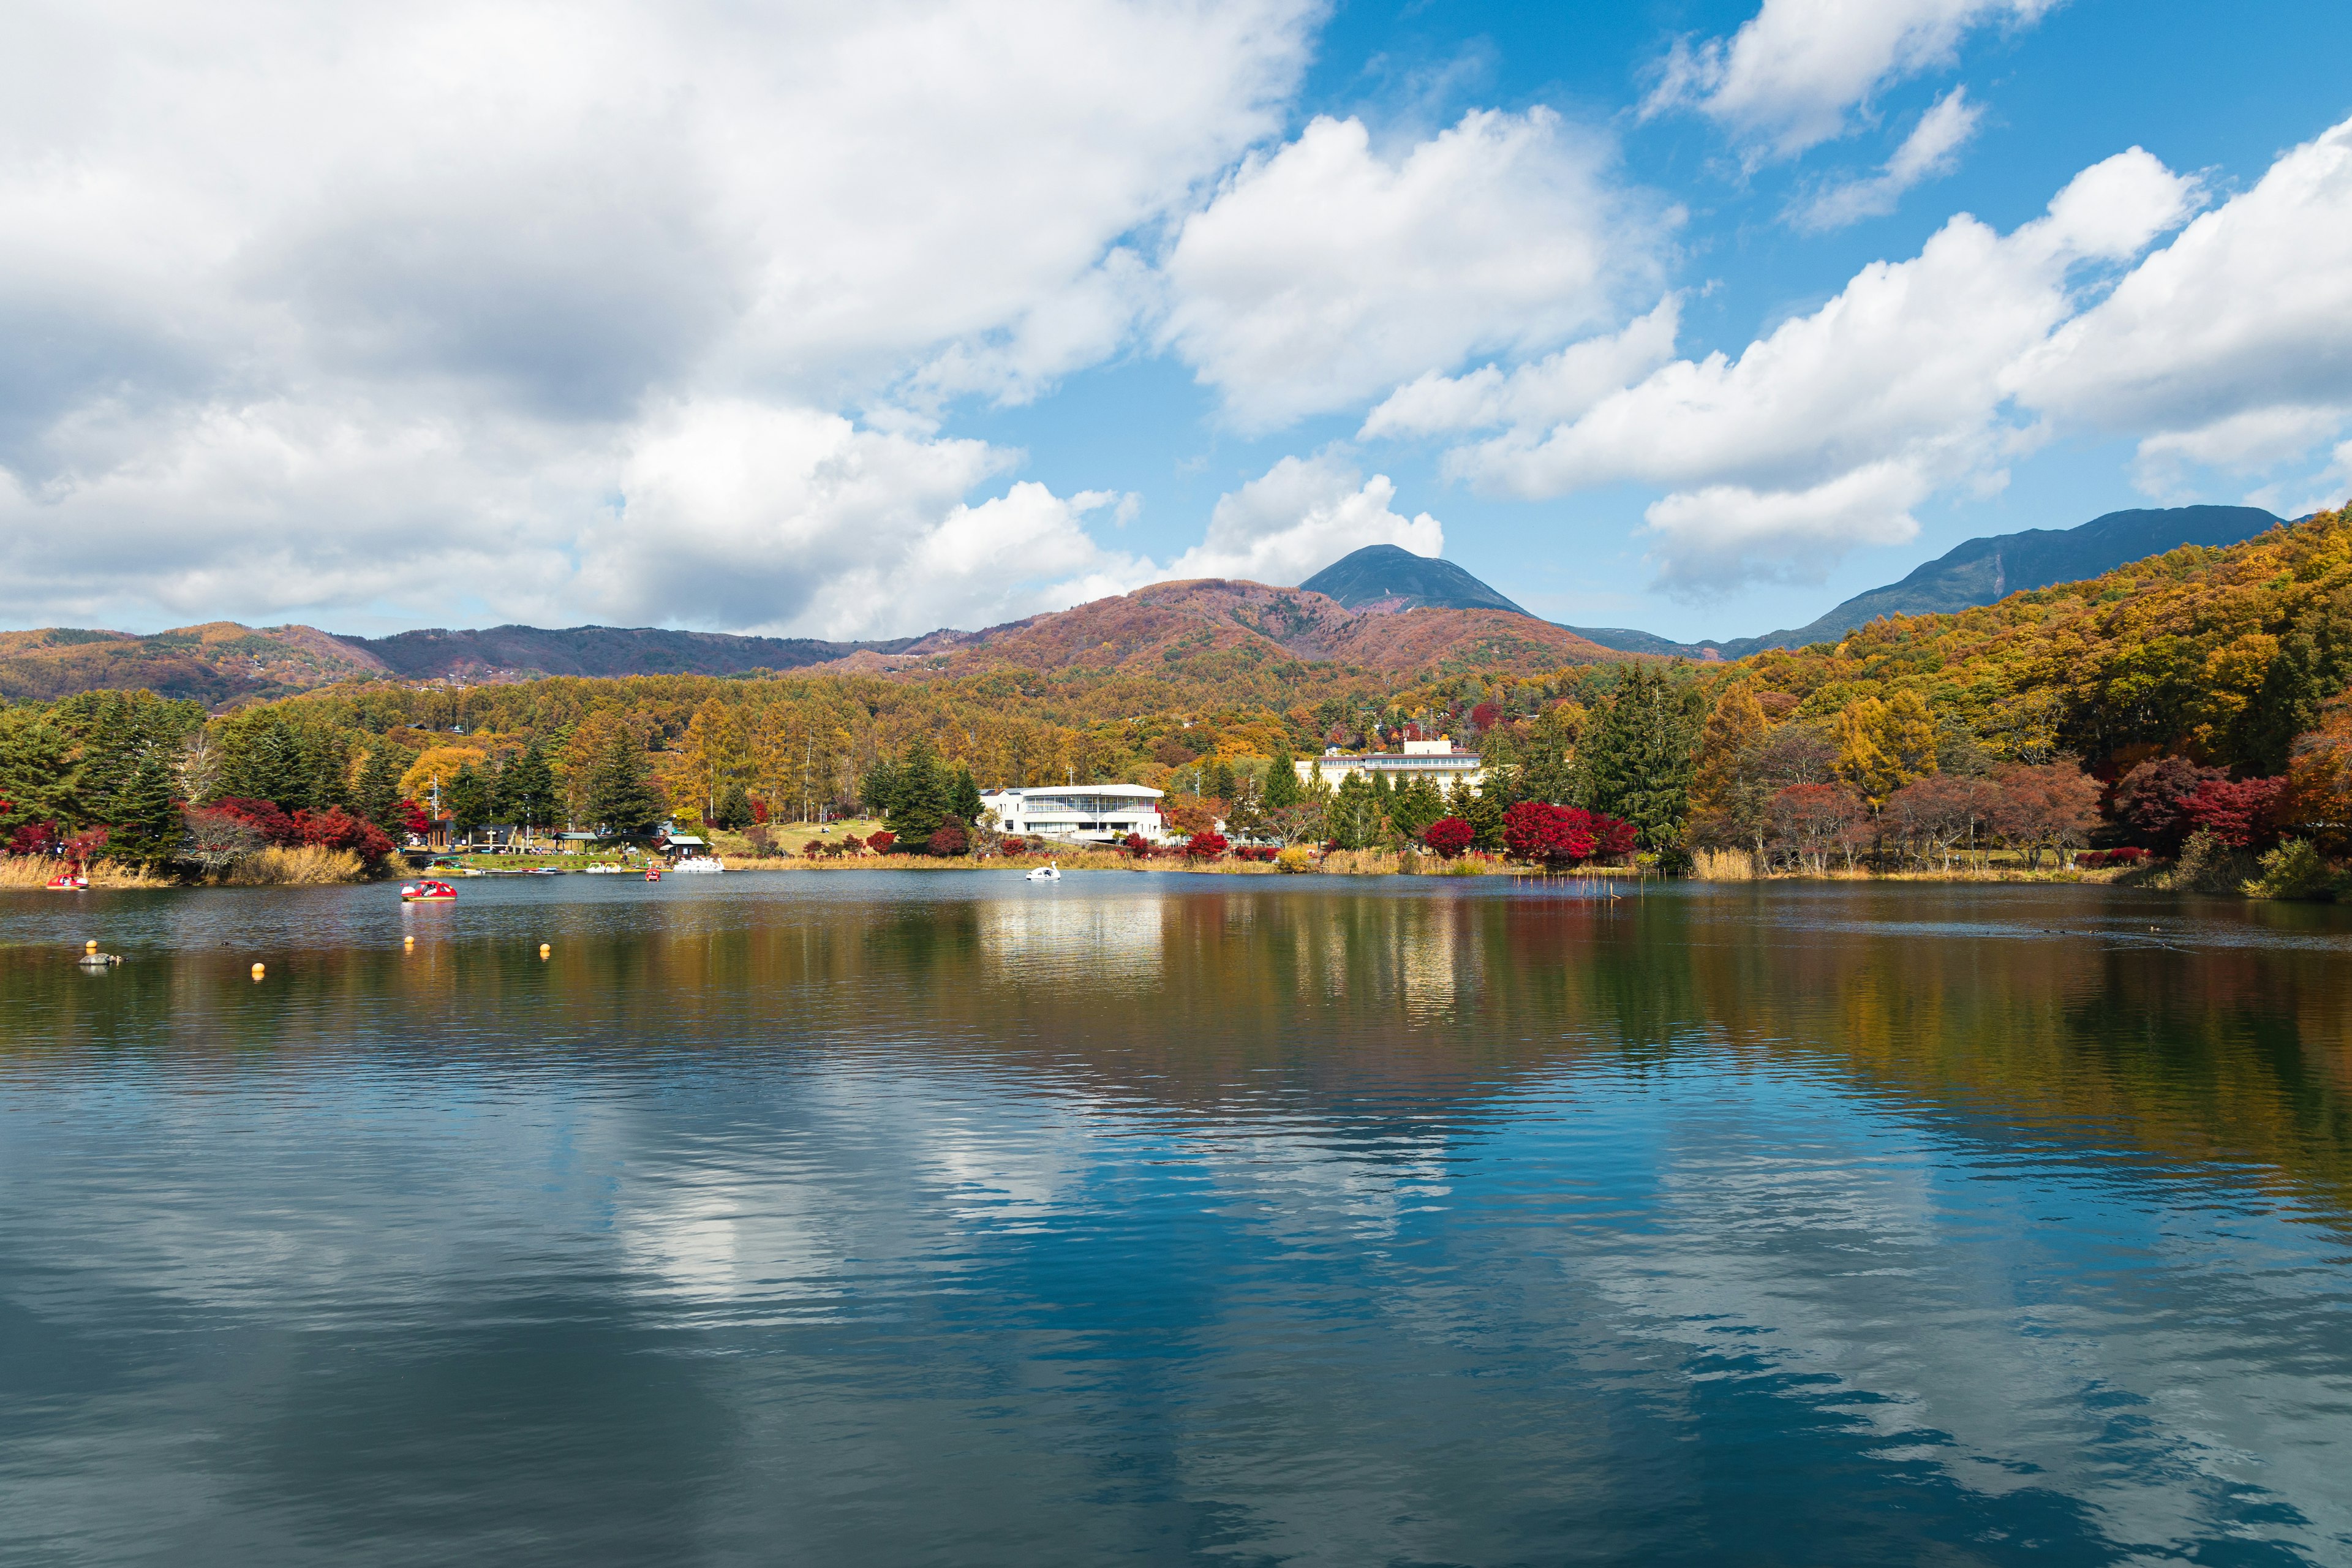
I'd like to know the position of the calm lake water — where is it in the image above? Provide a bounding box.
[4,873,2350,1566]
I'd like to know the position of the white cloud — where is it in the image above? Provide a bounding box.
[0,0,1322,632]
[1640,462,1929,594]
[1444,149,2194,594]
[581,399,1162,641]
[1357,296,1683,440]
[1159,108,1665,431]
[1649,0,2054,162]
[1792,86,1983,231]
[2011,115,2352,488]
[1162,453,1443,586]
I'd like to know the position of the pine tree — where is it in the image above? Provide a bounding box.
[1207,759,1238,802]
[0,714,78,839]
[354,745,404,832]
[949,764,983,824]
[1325,772,1381,850]
[859,757,902,821]
[104,754,182,869]
[499,739,559,829]
[885,741,948,845]
[445,763,492,832]
[1263,748,1302,809]
[1390,776,1446,840]
[714,782,755,830]
[1582,665,1706,850]
[587,727,661,835]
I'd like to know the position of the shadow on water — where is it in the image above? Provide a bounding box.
[2,874,2350,1566]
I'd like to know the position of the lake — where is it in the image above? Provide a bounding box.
[3,873,2350,1566]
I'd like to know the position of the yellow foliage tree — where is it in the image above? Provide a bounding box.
[399,745,486,805]
[1836,690,1936,804]
[1692,685,1766,815]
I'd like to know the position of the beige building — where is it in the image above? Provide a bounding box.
[1295,737,1485,793]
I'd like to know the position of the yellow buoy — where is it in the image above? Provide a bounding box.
[251,962,266,981]
[404,935,415,949]
[539,943,551,959]
[85,939,99,954]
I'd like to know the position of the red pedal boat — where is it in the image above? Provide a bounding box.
[400,879,458,902]
[45,872,88,891]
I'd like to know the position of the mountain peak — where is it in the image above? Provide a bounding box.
[1299,545,1530,616]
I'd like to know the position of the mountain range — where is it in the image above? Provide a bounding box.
[1558,505,2286,657]
[0,503,2294,704]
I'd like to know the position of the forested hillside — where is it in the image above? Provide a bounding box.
[6,505,2351,884]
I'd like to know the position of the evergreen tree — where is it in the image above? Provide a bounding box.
[499,738,559,829]
[2242,589,2352,772]
[1582,665,1707,850]
[215,711,311,808]
[104,754,182,868]
[1325,772,1382,850]
[1450,774,1508,851]
[1390,776,1447,841]
[354,745,404,832]
[1263,748,1302,809]
[859,756,903,821]
[714,782,755,831]
[884,741,949,846]
[445,763,492,833]
[587,727,662,834]
[1207,758,1238,802]
[0,713,77,838]
[302,727,352,811]
[948,764,983,824]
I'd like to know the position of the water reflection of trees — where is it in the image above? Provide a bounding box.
[4,884,2348,1215]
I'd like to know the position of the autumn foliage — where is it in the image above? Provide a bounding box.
[1501,801,1635,865]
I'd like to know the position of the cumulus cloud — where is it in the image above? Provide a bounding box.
[1641,462,1930,594]
[1791,86,1984,231]
[0,0,1322,631]
[2010,115,2352,489]
[578,400,1164,641]
[1649,0,2054,162]
[1159,109,1665,430]
[1444,149,2195,595]
[1161,452,1444,584]
[1357,297,1683,440]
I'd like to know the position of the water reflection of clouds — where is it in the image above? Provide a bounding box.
[1547,1074,2352,1559]
[978,895,1164,989]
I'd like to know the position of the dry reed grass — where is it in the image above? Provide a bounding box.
[1691,848,1759,881]
[0,854,170,888]
[219,845,367,885]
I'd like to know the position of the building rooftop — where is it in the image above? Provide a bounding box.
[982,783,1164,799]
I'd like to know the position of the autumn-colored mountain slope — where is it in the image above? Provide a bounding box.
[825,579,1617,684]
[0,623,387,703]
[1714,502,2351,774]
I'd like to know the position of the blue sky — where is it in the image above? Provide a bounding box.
[3,0,2350,642]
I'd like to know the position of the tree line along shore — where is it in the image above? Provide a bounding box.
[6,504,2352,900]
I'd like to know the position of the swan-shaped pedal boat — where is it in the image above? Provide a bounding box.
[1025,862,1061,882]
[400,880,458,902]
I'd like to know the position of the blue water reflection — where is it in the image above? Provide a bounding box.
[2,874,2348,1565]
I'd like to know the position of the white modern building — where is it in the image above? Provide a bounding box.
[981,784,1169,843]
[1295,736,1486,792]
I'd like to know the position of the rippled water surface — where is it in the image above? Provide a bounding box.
[4,873,2351,1566]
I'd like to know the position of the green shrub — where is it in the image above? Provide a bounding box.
[2244,839,2338,901]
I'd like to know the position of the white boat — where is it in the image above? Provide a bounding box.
[669,856,726,874]
[1025,862,1061,882]
[583,864,628,874]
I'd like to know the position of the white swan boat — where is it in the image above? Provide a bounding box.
[669,855,726,874]
[1025,862,1061,881]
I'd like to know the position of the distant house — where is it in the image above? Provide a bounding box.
[980,784,1168,844]
[1297,736,1485,792]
